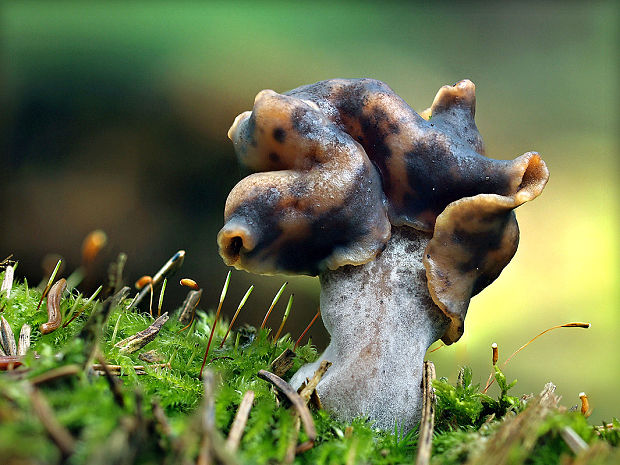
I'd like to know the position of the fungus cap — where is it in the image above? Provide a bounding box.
[424,152,548,343]
[219,78,549,343]
[218,90,391,276]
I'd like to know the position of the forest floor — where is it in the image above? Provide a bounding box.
[0,255,618,465]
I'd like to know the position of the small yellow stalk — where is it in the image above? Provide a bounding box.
[220,285,254,347]
[273,294,294,342]
[260,282,288,330]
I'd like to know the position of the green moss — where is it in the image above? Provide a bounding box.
[0,272,618,464]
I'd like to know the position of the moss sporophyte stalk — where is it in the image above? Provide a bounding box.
[0,264,618,464]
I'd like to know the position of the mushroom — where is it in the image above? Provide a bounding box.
[219,79,549,431]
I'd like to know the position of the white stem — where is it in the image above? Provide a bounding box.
[290,226,448,432]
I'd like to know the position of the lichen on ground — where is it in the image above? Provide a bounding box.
[0,269,618,465]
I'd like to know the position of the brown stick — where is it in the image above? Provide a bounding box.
[299,361,331,404]
[0,315,17,356]
[226,390,255,452]
[195,371,240,465]
[30,364,80,385]
[415,361,436,465]
[290,361,331,459]
[96,355,125,408]
[284,414,301,465]
[17,324,31,356]
[91,363,169,371]
[1,264,14,298]
[258,369,319,457]
[29,386,77,456]
[114,312,169,353]
[152,400,172,436]
[466,382,559,465]
[283,358,331,464]
[270,348,296,378]
[560,426,588,454]
[178,289,202,325]
[197,370,215,465]
[91,362,170,376]
[109,252,127,295]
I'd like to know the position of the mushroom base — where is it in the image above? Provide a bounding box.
[290,226,449,432]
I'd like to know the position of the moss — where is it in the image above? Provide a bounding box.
[0,271,618,464]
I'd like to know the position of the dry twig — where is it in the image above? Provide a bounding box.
[0,316,17,356]
[260,361,330,463]
[17,324,31,356]
[415,361,436,465]
[197,370,215,465]
[466,382,559,465]
[91,362,170,376]
[258,369,317,456]
[560,426,588,454]
[106,252,127,296]
[178,289,202,325]
[226,390,255,452]
[284,360,331,464]
[298,360,331,404]
[1,265,14,298]
[29,386,77,456]
[114,312,169,353]
[284,412,302,464]
[197,371,239,465]
[30,364,81,386]
[96,354,126,408]
[152,399,184,455]
[0,355,24,370]
[270,348,296,378]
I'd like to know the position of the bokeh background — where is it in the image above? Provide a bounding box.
[2,2,618,422]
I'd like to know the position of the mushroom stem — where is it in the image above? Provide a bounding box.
[290,226,449,432]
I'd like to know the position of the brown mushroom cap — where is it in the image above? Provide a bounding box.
[424,152,549,343]
[419,79,485,154]
[286,79,537,232]
[221,79,549,343]
[219,90,390,275]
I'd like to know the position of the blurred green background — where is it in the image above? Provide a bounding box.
[2,2,618,422]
